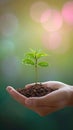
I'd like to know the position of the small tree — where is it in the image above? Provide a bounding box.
[22,49,49,84]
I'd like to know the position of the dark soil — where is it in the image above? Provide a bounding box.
[17,83,55,97]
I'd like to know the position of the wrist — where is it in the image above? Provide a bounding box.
[67,85,73,106]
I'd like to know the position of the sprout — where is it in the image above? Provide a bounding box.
[22,49,49,84]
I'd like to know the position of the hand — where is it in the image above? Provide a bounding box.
[6,81,73,116]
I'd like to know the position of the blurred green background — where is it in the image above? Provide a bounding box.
[0,0,73,130]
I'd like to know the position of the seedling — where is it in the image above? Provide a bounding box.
[22,49,49,84]
[17,49,55,97]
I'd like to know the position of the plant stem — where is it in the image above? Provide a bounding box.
[35,57,38,84]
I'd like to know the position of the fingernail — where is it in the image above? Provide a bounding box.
[25,99,32,106]
[6,86,13,92]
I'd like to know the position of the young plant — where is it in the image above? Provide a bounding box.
[22,49,49,84]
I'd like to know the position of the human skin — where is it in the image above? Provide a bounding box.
[6,81,73,116]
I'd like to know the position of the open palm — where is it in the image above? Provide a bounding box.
[6,81,73,116]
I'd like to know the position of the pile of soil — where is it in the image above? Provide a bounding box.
[17,83,55,97]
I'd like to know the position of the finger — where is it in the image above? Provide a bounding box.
[40,87,70,107]
[6,86,28,106]
[42,81,67,89]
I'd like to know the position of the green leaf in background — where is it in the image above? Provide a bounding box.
[22,58,34,65]
[38,62,49,67]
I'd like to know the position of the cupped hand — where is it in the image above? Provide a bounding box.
[6,81,73,116]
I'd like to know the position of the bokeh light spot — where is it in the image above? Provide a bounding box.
[30,1,49,22]
[40,9,51,23]
[42,32,62,50]
[0,13,19,37]
[0,0,10,4]
[0,40,15,58]
[41,9,63,32]
[1,56,21,81]
[62,1,73,25]
[42,31,69,54]
[1,40,15,52]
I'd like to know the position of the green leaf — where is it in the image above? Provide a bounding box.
[24,49,48,60]
[38,62,49,67]
[36,52,48,59]
[24,49,37,59]
[25,52,35,59]
[29,48,37,55]
[22,58,34,65]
